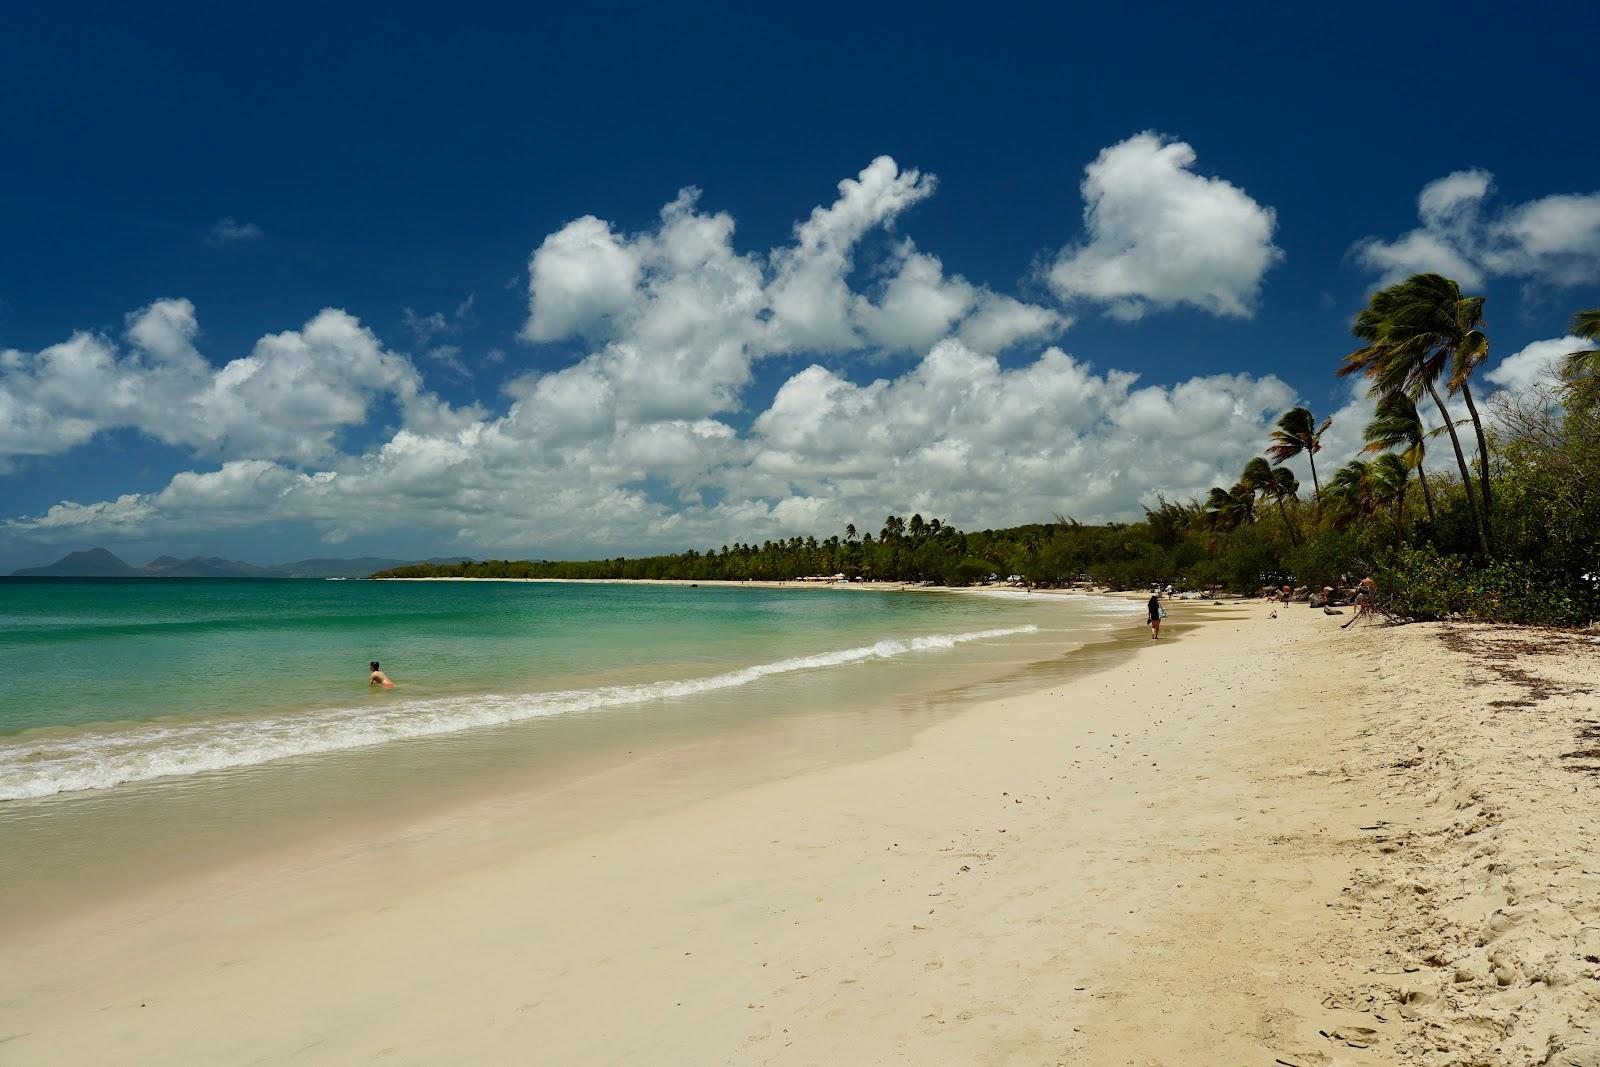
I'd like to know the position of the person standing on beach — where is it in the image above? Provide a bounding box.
[1147,593,1162,639]
[369,661,396,687]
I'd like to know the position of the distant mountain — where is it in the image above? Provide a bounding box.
[10,549,474,578]
[11,547,146,577]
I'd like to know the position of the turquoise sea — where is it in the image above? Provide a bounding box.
[0,579,1141,803]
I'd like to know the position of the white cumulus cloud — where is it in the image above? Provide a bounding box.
[1484,335,1585,395]
[521,216,643,342]
[764,156,937,351]
[1046,132,1283,321]
[1353,169,1600,288]
[0,299,479,469]
[7,337,1299,551]
[521,158,1064,367]
[6,149,1305,553]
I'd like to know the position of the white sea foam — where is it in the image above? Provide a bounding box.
[0,624,1038,801]
[966,589,1147,615]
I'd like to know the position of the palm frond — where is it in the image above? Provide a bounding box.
[1571,308,1600,341]
[1370,452,1409,497]
[1564,349,1600,381]
[1239,457,1273,492]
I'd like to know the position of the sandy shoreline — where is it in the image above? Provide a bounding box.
[6,602,1597,1064]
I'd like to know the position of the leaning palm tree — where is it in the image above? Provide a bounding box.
[1265,464,1301,546]
[1238,457,1274,498]
[1238,456,1302,546]
[1341,274,1491,558]
[1369,452,1411,549]
[1324,460,1374,528]
[1438,295,1494,525]
[1266,407,1332,504]
[1362,392,1434,523]
[1227,481,1259,525]
[1203,486,1250,532]
[1563,308,1600,381]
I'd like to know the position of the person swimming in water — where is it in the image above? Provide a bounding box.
[369,661,395,688]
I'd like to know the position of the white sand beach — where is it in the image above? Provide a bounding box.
[6,601,1598,1064]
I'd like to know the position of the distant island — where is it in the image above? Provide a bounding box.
[10,547,470,579]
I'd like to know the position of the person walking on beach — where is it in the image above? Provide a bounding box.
[369,661,396,687]
[1147,593,1163,639]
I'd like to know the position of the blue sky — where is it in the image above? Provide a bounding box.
[2,2,1597,570]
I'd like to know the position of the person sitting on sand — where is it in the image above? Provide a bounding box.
[369,661,396,688]
[1342,576,1378,629]
[1147,593,1162,640]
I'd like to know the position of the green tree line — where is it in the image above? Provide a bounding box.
[372,515,1186,589]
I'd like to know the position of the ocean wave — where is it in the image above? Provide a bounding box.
[0,624,1038,802]
[965,590,1147,613]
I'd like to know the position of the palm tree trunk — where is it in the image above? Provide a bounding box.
[1425,378,1490,559]
[1307,449,1321,503]
[1275,496,1299,547]
[1394,481,1406,550]
[1416,464,1436,522]
[1459,381,1493,533]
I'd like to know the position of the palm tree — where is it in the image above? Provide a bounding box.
[1325,460,1376,529]
[1563,308,1600,381]
[1203,486,1251,532]
[1341,274,1491,558]
[844,523,857,543]
[1238,456,1272,494]
[1362,392,1435,523]
[1266,407,1332,503]
[1439,299,1494,526]
[1370,452,1410,549]
[1234,456,1301,546]
[1237,456,1272,508]
[1264,464,1301,547]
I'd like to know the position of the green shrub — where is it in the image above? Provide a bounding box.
[1373,546,1600,626]
[1373,545,1473,620]
[1475,560,1600,627]
[1286,529,1360,590]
